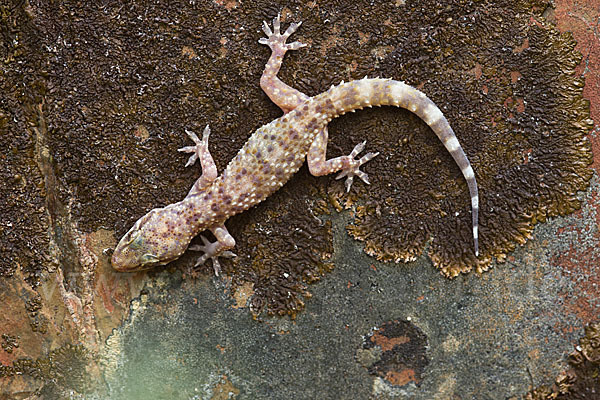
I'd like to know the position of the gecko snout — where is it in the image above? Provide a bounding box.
[111,212,162,271]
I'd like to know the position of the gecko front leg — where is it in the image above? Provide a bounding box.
[258,15,379,190]
[258,14,309,113]
[178,125,218,197]
[179,125,235,275]
[189,225,236,276]
[307,127,380,192]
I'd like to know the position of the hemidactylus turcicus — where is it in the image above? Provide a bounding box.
[112,15,479,274]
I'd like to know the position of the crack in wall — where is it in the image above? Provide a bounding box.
[31,101,100,353]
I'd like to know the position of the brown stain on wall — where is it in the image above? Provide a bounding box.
[549,0,600,328]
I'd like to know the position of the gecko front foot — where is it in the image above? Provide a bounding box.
[188,225,236,276]
[189,236,236,276]
[177,125,219,197]
[335,141,380,192]
[258,13,306,53]
[178,125,211,168]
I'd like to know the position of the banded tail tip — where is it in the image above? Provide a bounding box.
[473,226,479,257]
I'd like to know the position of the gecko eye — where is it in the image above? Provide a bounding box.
[121,212,154,246]
[140,253,161,265]
[121,230,140,247]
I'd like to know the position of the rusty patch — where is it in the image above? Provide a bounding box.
[553,231,600,325]
[356,319,428,387]
[211,374,240,400]
[555,0,600,134]
[231,281,254,309]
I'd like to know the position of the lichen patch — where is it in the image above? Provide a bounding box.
[327,0,594,277]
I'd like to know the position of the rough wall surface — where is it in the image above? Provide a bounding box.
[1,0,598,398]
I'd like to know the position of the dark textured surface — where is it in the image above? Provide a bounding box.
[330,1,593,276]
[224,168,334,318]
[0,0,593,310]
[1,0,599,398]
[0,0,50,286]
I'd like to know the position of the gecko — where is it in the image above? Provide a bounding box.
[112,14,479,274]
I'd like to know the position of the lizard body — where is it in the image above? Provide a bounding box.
[112,15,479,273]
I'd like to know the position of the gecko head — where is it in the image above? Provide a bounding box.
[111,208,185,272]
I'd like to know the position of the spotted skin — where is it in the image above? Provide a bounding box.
[111,15,479,274]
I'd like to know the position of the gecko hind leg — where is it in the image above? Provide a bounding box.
[258,13,309,113]
[178,125,218,197]
[335,141,380,192]
[307,127,380,192]
[188,225,236,276]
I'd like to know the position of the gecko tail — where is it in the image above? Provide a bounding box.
[316,78,480,256]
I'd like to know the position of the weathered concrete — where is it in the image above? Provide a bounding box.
[1,1,598,398]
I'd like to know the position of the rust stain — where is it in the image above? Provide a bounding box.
[555,0,600,147]
[219,37,229,58]
[385,369,418,386]
[181,46,197,59]
[513,37,530,53]
[555,240,600,324]
[211,374,240,400]
[358,31,370,45]
[372,332,410,352]
[213,0,239,11]
[133,125,149,141]
[515,97,525,113]
[470,62,483,79]
[231,281,254,309]
[359,320,428,388]
[510,70,522,83]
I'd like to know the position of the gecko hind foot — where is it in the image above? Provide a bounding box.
[258,13,306,53]
[189,235,236,276]
[178,125,211,168]
[336,141,380,192]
